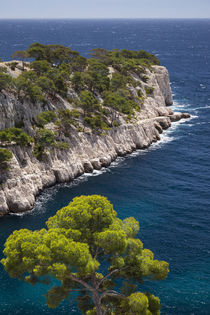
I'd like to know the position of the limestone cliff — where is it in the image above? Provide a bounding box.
[0,65,189,215]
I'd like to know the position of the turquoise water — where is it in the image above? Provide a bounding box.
[0,19,210,314]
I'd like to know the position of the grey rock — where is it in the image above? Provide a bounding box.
[83,161,94,173]
[0,65,190,215]
[91,159,102,170]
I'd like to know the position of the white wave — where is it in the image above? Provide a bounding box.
[146,114,197,151]
[109,117,189,159]
[91,168,107,176]
[130,151,141,157]
[200,84,206,89]
[10,211,32,217]
[172,101,192,110]
[193,105,210,110]
[10,187,58,216]
[173,104,190,108]
[195,121,210,125]
[109,156,125,168]
[151,134,176,149]
[83,172,94,177]
[12,43,24,47]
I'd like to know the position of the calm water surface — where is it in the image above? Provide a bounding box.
[0,19,209,314]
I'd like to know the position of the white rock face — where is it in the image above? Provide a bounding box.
[0,66,189,215]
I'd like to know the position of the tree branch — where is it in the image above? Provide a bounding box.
[97,269,120,288]
[99,290,125,303]
[66,274,94,293]
[94,246,99,259]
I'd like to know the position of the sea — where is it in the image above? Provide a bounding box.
[0,19,209,315]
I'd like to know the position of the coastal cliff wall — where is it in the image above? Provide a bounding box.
[0,66,189,215]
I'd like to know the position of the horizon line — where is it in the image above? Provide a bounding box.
[0,17,210,20]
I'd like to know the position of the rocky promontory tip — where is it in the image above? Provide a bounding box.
[169,112,191,122]
[0,45,190,215]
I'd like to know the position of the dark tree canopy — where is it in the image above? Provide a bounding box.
[26,43,79,65]
[1,195,169,315]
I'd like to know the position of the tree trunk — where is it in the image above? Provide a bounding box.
[93,291,103,315]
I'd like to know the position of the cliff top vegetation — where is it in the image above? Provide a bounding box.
[0,44,160,162]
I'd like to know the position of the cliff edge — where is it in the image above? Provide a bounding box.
[0,47,190,215]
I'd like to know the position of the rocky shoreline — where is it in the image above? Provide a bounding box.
[0,65,190,215]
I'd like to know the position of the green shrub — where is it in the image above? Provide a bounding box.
[15,71,45,103]
[84,115,108,131]
[138,96,145,105]
[0,148,13,169]
[36,111,57,127]
[0,128,32,146]
[120,59,138,75]
[113,120,119,127]
[53,75,67,96]
[26,43,79,65]
[71,56,87,72]
[33,128,56,160]
[54,142,70,150]
[110,72,126,91]
[103,91,125,112]
[33,143,44,161]
[15,66,66,101]
[30,60,50,76]
[72,72,84,91]
[28,84,45,103]
[56,109,80,134]
[36,128,56,147]
[88,59,109,77]
[145,86,154,96]
[77,91,101,115]
[137,89,142,97]
[87,59,110,92]
[34,128,70,160]
[0,73,13,92]
[36,76,55,92]
[59,109,80,120]
[141,75,149,83]
[81,72,94,90]
[58,63,72,79]
[137,50,160,65]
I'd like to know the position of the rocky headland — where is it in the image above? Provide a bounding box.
[0,46,190,215]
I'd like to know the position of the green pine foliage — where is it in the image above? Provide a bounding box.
[0,128,32,146]
[0,148,13,169]
[145,86,154,96]
[56,109,80,134]
[0,44,160,135]
[1,195,169,315]
[0,72,13,91]
[36,111,57,127]
[33,127,70,160]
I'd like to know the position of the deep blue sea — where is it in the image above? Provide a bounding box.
[0,19,210,314]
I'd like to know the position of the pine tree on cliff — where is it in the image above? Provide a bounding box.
[1,195,169,315]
